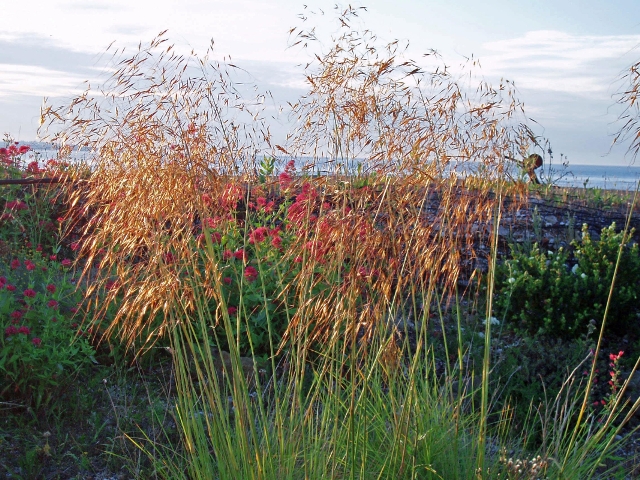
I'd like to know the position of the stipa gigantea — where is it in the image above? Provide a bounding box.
[39,7,532,365]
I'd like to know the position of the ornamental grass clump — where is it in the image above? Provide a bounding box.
[38,6,639,478]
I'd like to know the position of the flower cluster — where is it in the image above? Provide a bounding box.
[0,142,30,166]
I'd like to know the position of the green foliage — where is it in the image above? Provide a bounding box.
[495,223,640,338]
[0,139,68,255]
[0,252,96,410]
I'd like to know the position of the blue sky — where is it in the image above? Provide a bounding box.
[1,0,640,165]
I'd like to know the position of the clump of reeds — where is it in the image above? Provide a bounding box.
[39,6,637,478]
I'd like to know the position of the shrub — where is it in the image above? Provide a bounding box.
[0,252,95,410]
[495,223,640,338]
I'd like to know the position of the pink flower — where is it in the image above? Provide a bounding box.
[17,326,30,335]
[223,249,233,260]
[223,277,232,285]
[271,235,282,249]
[0,276,6,285]
[49,255,57,261]
[202,193,213,207]
[46,284,56,293]
[70,241,80,251]
[10,310,23,320]
[10,259,20,269]
[61,259,72,267]
[23,289,36,298]
[47,300,59,309]
[227,306,238,315]
[32,337,42,347]
[25,260,35,271]
[244,266,258,282]
[5,326,18,336]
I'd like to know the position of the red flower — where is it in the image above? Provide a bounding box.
[61,259,72,267]
[32,337,42,347]
[25,260,36,271]
[223,249,233,260]
[209,231,222,243]
[233,249,247,261]
[6,200,28,211]
[6,284,16,292]
[10,259,20,269]
[223,277,232,284]
[26,161,40,174]
[10,310,23,320]
[244,266,258,282]
[46,284,56,293]
[227,306,238,315]
[49,254,57,261]
[5,325,18,336]
[202,193,213,207]
[19,145,30,154]
[105,279,118,291]
[271,235,282,249]
[23,289,36,298]
[279,171,293,189]
[0,276,6,285]
[70,241,80,251]
[18,326,31,335]
[47,300,59,309]
[249,227,268,244]
[36,244,43,252]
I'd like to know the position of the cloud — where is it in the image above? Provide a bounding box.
[479,30,640,97]
[0,64,89,97]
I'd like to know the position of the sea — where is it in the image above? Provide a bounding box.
[21,143,640,191]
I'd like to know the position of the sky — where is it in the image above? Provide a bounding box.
[1,0,640,166]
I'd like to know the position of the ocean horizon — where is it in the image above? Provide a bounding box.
[18,143,640,191]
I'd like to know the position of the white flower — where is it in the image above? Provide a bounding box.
[482,317,500,326]
[477,332,485,339]
[508,277,516,284]
[571,264,579,274]
[581,273,587,279]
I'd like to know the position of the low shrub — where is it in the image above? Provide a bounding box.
[0,251,96,410]
[495,223,640,338]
